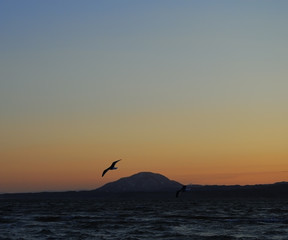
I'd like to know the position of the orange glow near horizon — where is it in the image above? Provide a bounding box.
[1,106,288,193]
[1,135,288,193]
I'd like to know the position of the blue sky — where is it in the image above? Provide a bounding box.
[1,1,288,192]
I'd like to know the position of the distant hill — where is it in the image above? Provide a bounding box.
[179,181,288,199]
[95,172,182,192]
[1,173,288,199]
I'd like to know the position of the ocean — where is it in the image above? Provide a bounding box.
[1,198,288,240]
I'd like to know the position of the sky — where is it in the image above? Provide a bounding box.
[1,0,288,193]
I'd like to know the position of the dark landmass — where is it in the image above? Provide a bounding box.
[96,172,182,192]
[1,172,288,200]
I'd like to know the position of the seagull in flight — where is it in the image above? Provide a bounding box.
[102,159,121,177]
[176,185,187,198]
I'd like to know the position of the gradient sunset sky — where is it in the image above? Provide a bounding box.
[1,1,288,193]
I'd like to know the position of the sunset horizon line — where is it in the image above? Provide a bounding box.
[1,170,287,195]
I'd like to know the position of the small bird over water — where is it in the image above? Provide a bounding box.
[102,159,121,177]
[176,185,187,198]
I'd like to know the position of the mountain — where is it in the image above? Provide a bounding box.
[1,173,288,199]
[96,172,182,192]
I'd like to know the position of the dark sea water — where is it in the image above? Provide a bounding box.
[1,198,288,240]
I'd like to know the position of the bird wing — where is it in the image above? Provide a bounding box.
[110,159,121,168]
[102,168,109,177]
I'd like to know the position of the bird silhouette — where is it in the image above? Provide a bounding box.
[176,185,187,198]
[102,159,121,177]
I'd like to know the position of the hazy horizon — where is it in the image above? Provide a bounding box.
[1,171,288,194]
[1,1,288,193]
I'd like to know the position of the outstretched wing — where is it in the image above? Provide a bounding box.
[110,159,121,168]
[102,168,109,177]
